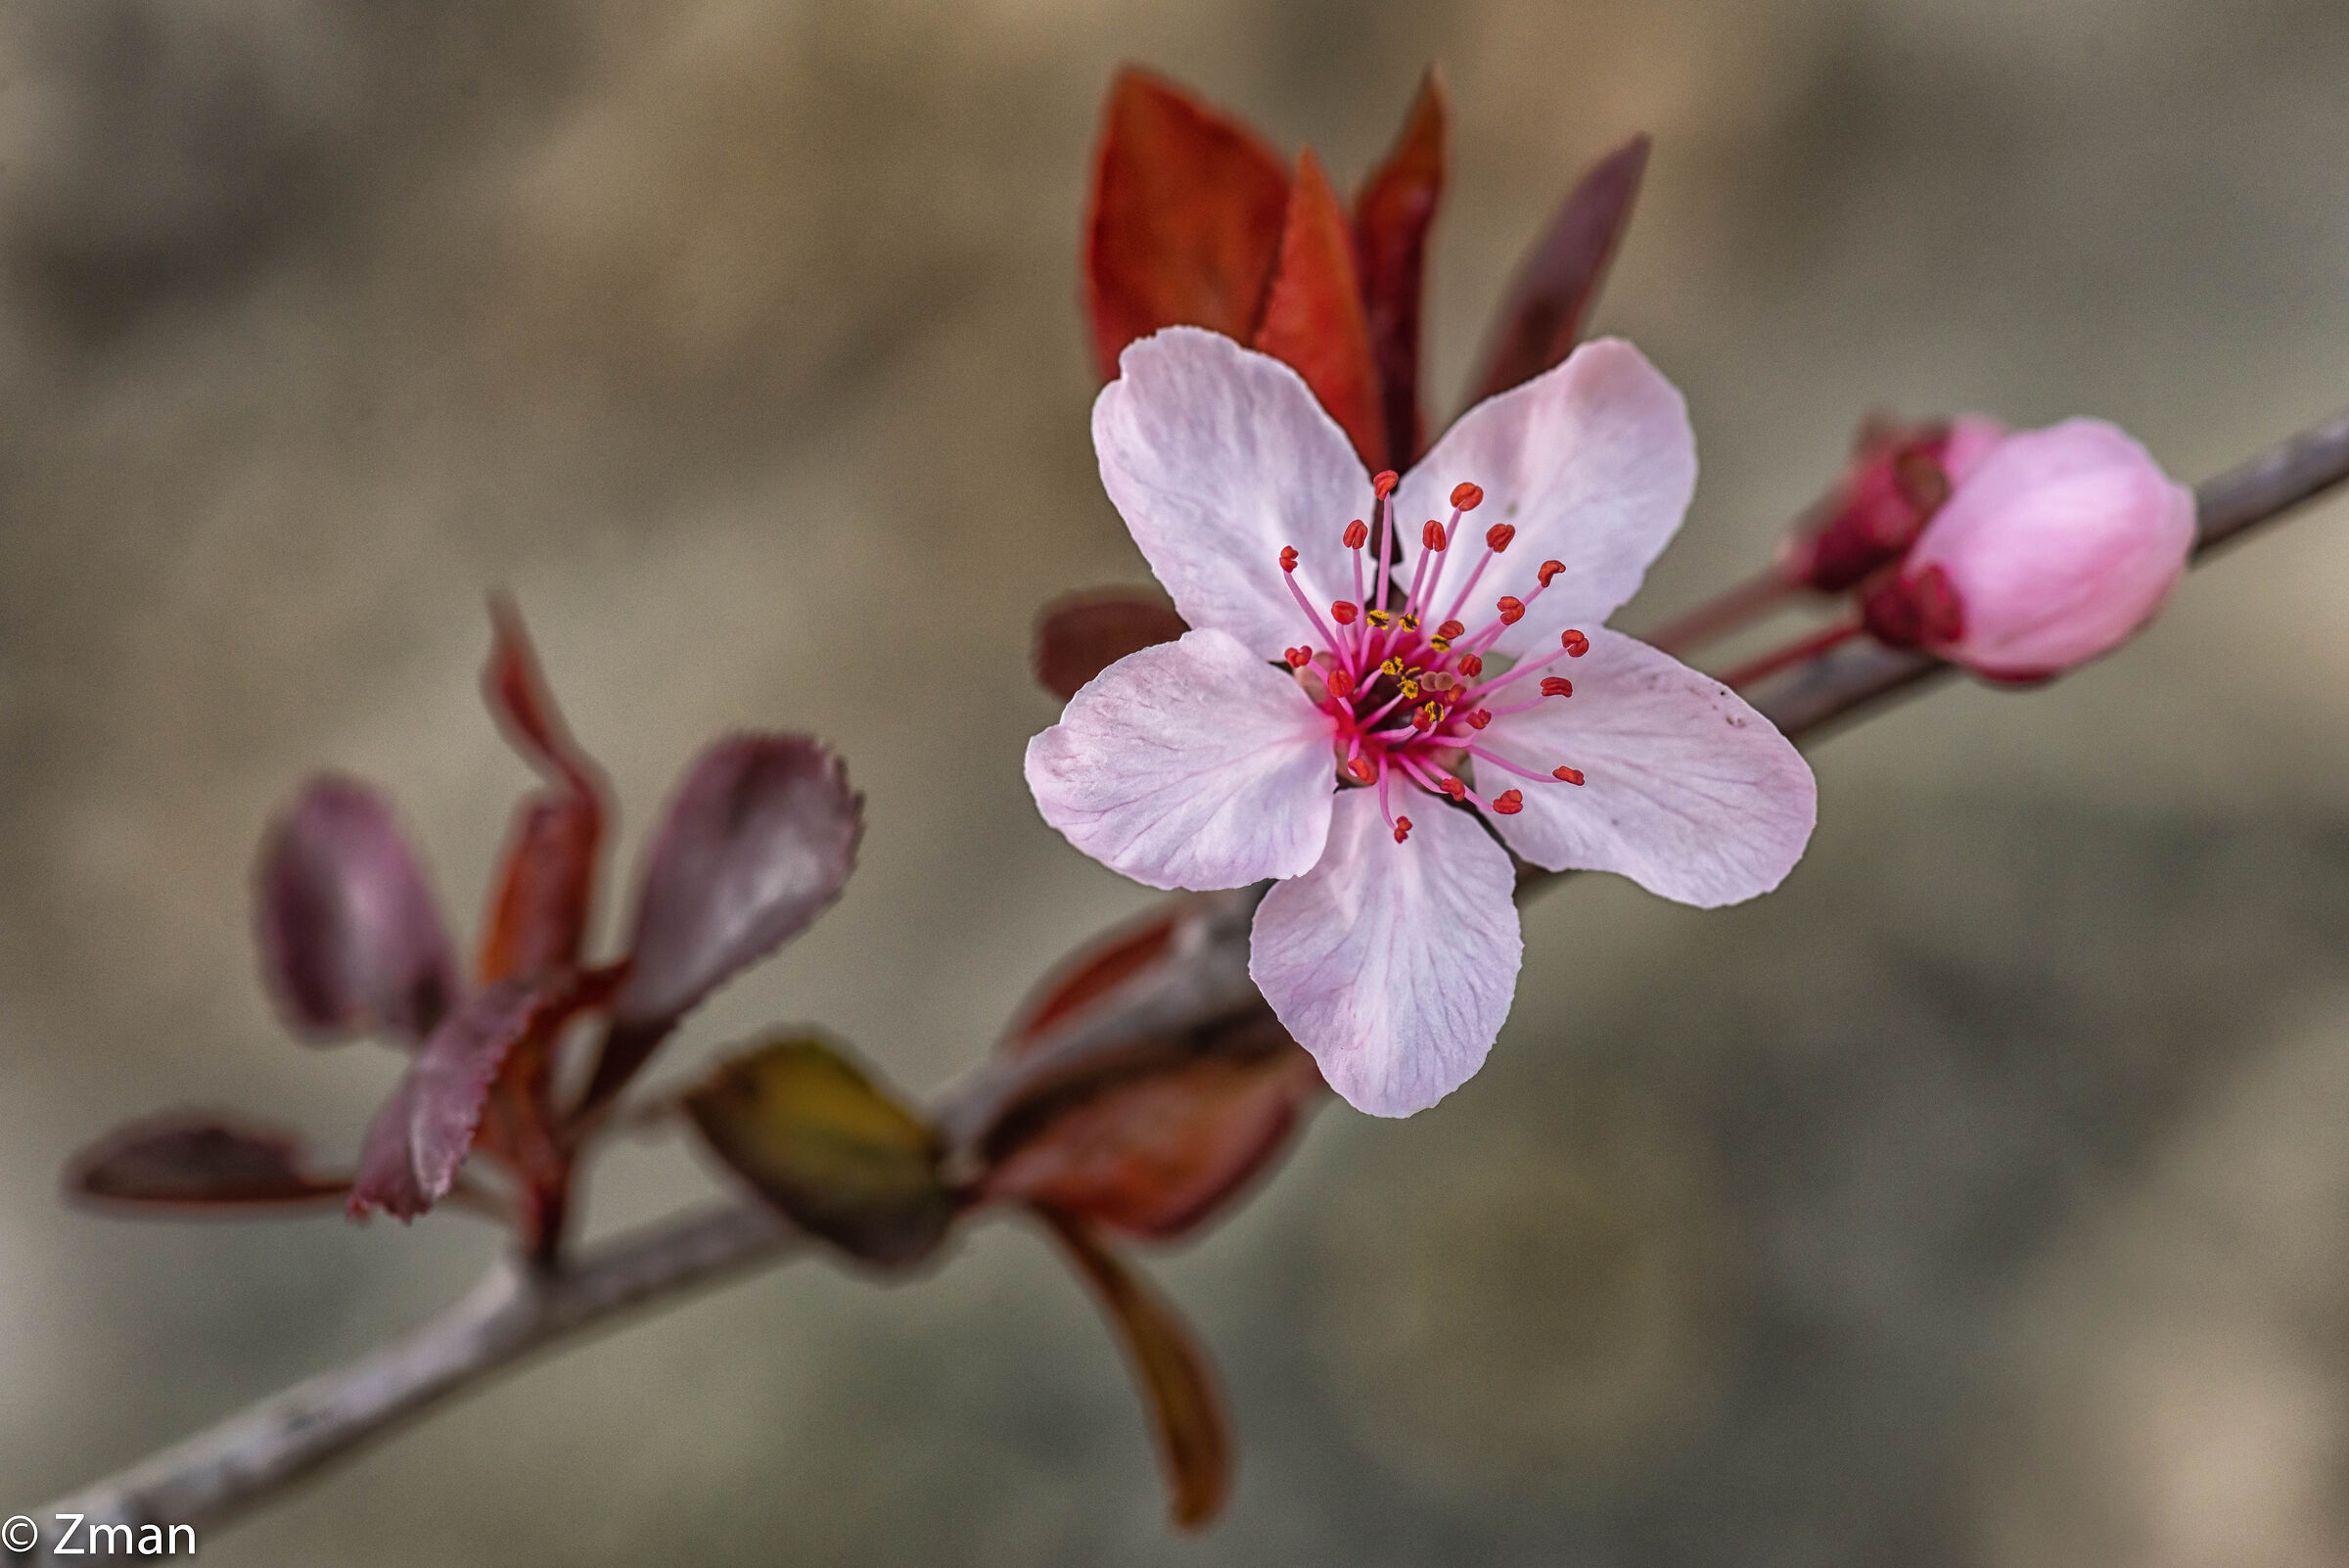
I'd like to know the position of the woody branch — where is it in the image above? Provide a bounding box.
[29,404,2349,1553]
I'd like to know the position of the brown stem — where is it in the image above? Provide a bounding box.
[1640,567,1798,655]
[1719,618,1863,691]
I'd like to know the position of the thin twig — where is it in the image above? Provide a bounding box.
[28,1204,796,1555]
[33,405,2349,1550]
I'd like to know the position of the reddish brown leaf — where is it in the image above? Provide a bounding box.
[1255,149,1387,469]
[478,597,607,985]
[980,1016,1323,1239]
[1033,590,1189,702]
[1005,904,1183,1052]
[254,776,460,1046]
[349,977,568,1222]
[1463,133,1651,407]
[1084,69,1292,381]
[584,736,863,1109]
[1041,1209,1232,1530]
[483,594,600,796]
[686,1037,954,1267]
[1353,69,1447,467]
[69,1115,347,1211]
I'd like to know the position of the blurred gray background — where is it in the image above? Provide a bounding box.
[6,0,2349,1562]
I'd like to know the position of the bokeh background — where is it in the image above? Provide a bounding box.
[6,0,2349,1561]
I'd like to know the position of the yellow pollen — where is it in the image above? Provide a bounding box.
[1428,636,1451,653]
[1402,615,1421,630]
[1400,681,1420,700]
[1366,610,1394,628]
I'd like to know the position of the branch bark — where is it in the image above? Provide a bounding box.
[33,405,2349,1550]
[29,1204,796,1554]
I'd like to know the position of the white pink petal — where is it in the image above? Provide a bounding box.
[1250,789,1522,1117]
[1025,628,1338,891]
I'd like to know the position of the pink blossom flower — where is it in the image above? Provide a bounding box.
[1861,418,2195,681]
[1026,328,1817,1116]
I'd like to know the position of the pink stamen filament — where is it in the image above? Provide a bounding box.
[1282,563,1342,650]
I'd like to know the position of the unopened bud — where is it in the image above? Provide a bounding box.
[1780,415,2006,592]
[1860,419,2192,680]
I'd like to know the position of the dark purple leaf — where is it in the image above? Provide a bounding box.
[584,736,862,1108]
[685,1036,953,1267]
[1033,590,1190,701]
[1352,69,1447,467]
[69,1115,347,1211]
[1041,1209,1232,1529]
[1462,133,1650,407]
[348,978,557,1222]
[254,776,460,1046]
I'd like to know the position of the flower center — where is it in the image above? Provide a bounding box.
[1279,469,1589,844]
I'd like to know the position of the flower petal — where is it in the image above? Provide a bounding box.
[1249,789,1521,1117]
[1394,338,1694,654]
[1474,628,1815,905]
[1028,628,1336,891]
[1094,327,1371,661]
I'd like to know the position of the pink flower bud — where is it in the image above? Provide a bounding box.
[1778,415,2006,592]
[1860,419,2194,680]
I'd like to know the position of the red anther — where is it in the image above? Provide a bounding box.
[1561,628,1589,657]
[1458,653,1485,677]
[1553,766,1586,786]
[1413,702,1439,729]
[1497,596,1526,625]
[1343,519,1369,550]
[1372,470,1400,498]
[1285,646,1313,669]
[1436,619,1466,640]
[1331,600,1359,625]
[1541,676,1573,697]
[1279,545,1300,573]
[1327,667,1357,699]
[1485,523,1517,553]
[1393,815,1413,844]
[1466,709,1494,729]
[1421,519,1448,550]
[1345,756,1376,785]
[1539,559,1566,587]
[1439,776,1467,801]
[1450,482,1485,511]
[1491,790,1524,815]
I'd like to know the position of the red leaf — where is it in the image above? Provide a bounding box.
[584,736,863,1109]
[478,597,608,985]
[349,978,567,1222]
[1083,69,1291,381]
[254,776,460,1046]
[1463,133,1651,406]
[1033,590,1189,702]
[1041,1210,1232,1530]
[1353,69,1447,467]
[980,1010,1323,1239]
[1004,904,1182,1053]
[1255,148,1387,469]
[69,1115,346,1211]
